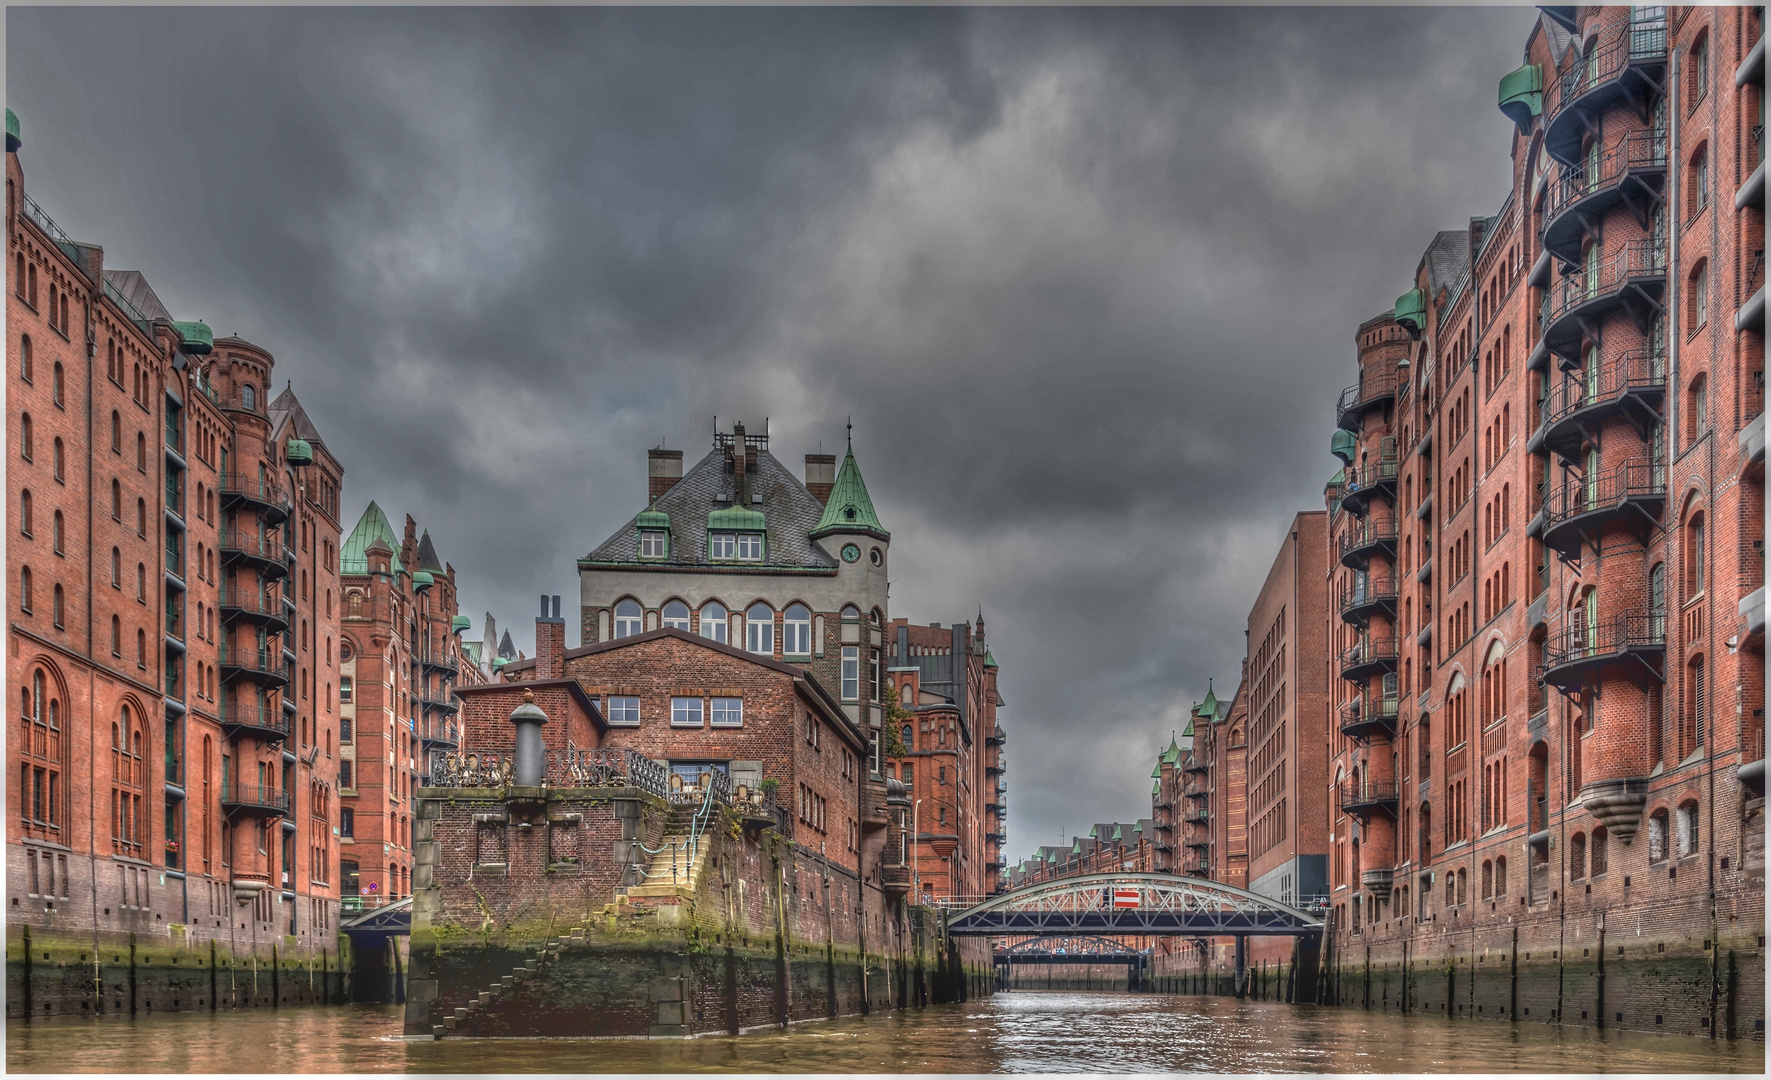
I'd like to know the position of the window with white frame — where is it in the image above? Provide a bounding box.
[614,599,643,638]
[711,697,743,727]
[1677,801,1699,857]
[607,696,641,726]
[639,531,668,559]
[670,697,703,727]
[709,532,736,559]
[782,603,811,656]
[699,600,727,643]
[841,646,859,700]
[661,600,691,631]
[736,533,763,560]
[746,603,774,654]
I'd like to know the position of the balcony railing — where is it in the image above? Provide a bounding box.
[218,473,291,519]
[1543,131,1667,260]
[1542,241,1666,354]
[1338,575,1399,623]
[220,782,291,816]
[219,649,291,686]
[1540,459,1666,554]
[1338,779,1401,816]
[1544,20,1669,164]
[218,700,292,741]
[1337,373,1400,431]
[217,587,290,627]
[1340,636,1399,680]
[220,530,286,567]
[1338,518,1399,567]
[1340,697,1400,741]
[1534,348,1666,463]
[1543,610,1666,688]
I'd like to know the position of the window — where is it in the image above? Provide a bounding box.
[19,489,31,536]
[137,498,146,537]
[1686,513,1705,596]
[841,646,859,701]
[639,530,667,559]
[1570,833,1587,880]
[699,601,727,643]
[50,510,63,555]
[709,532,735,559]
[1688,655,1707,753]
[339,676,353,703]
[782,603,811,656]
[18,566,30,612]
[340,717,353,743]
[241,384,256,411]
[671,697,704,727]
[661,600,690,631]
[736,533,762,560]
[51,362,64,407]
[1690,34,1708,102]
[1647,808,1671,862]
[711,697,743,728]
[339,758,353,789]
[613,599,643,639]
[111,547,120,588]
[52,437,64,481]
[1690,147,1709,218]
[111,616,121,656]
[746,602,774,654]
[607,695,641,726]
[1591,826,1608,876]
[19,334,31,381]
[340,807,354,838]
[19,413,31,461]
[1674,800,1699,858]
[136,432,145,472]
[52,584,64,628]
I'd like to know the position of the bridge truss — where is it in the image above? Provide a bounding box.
[945,873,1324,937]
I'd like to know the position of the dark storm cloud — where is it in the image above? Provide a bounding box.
[8,5,1537,857]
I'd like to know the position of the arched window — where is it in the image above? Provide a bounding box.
[111,547,120,588]
[900,683,913,707]
[782,603,812,656]
[19,489,30,535]
[699,600,727,644]
[51,362,63,406]
[1686,655,1707,754]
[136,498,146,537]
[22,563,36,610]
[1570,833,1586,880]
[1481,860,1493,900]
[136,628,146,667]
[1494,855,1506,897]
[348,591,362,616]
[661,600,691,631]
[19,333,31,381]
[137,563,146,602]
[841,604,860,621]
[746,602,774,654]
[1686,512,1705,597]
[1590,826,1608,876]
[111,410,122,452]
[52,437,64,480]
[1677,800,1699,858]
[1647,808,1670,862]
[52,584,64,628]
[613,599,643,639]
[20,413,31,460]
[136,432,146,471]
[241,384,256,411]
[110,615,121,655]
[111,479,121,520]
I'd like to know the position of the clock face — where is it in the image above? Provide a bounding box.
[841,543,861,563]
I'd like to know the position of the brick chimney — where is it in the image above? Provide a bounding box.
[648,447,683,501]
[804,453,836,504]
[536,594,565,679]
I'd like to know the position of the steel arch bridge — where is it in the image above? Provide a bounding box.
[946,873,1325,937]
[996,935,1149,966]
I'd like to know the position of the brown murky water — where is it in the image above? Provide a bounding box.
[6,991,1763,1073]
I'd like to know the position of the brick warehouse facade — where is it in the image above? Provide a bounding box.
[1315,6,1763,1038]
[336,506,482,914]
[6,110,350,1017]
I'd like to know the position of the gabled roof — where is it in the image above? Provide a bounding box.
[498,630,517,661]
[341,501,403,575]
[101,269,172,322]
[812,447,888,540]
[581,444,840,571]
[1422,229,1472,298]
[269,384,327,445]
[415,530,445,574]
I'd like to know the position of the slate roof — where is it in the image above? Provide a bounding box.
[582,445,841,571]
[416,530,445,574]
[268,384,334,462]
[1539,11,1574,66]
[102,269,172,322]
[341,501,403,575]
[1422,230,1472,297]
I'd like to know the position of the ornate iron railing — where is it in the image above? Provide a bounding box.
[1546,240,1666,326]
[1541,459,1666,533]
[1544,609,1666,670]
[1546,130,1666,223]
[1542,348,1665,429]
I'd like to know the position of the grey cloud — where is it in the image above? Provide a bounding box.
[9,5,1535,858]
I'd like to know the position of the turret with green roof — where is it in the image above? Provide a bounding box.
[341,501,404,575]
[811,425,889,541]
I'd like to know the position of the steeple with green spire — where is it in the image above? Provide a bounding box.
[812,421,889,540]
[340,501,405,575]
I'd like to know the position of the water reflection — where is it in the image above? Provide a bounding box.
[6,991,1762,1073]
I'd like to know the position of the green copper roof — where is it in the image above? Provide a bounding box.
[1153,779,1161,795]
[1498,63,1544,130]
[636,507,670,529]
[1330,429,1357,465]
[285,437,314,466]
[340,501,404,576]
[451,614,472,634]
[1196,681,1218,719]
[172,320,213,356]
[1151,762,1161,778]
[984,650,997,668]
[6,109,19,153]
[812,447,888,538]
[412,569,435,591]
[1182,717,1195,738]
[707,506,765,531]
[1393,287,1428,337]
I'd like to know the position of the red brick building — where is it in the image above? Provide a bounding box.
[882,616,1006,902]
[1319,6,1763,1035]
[337,505,477,910]
[7,108,347,1012]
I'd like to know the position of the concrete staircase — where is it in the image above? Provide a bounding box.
[434,927,584,1039]
[627,808,708,900]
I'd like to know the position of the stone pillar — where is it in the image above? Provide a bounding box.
[509,690,549,787]
[1233,934,1247,999]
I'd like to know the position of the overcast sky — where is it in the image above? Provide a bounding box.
[9,5,1536,860]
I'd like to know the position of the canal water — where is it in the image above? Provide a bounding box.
[7,991,1763,1073]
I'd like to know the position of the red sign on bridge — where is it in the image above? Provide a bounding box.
[1111,887,1141,909]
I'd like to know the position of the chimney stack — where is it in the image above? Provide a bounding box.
[536,593,564,680]
[804,453,836,504]
[648,447,684,501]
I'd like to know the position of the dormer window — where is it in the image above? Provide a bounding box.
[710,532,762,561]
[639,531,668,559]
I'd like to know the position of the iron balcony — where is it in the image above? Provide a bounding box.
[218,699,292,743]
[1337,458,1400,517]
[1539,459,1666,557]
[1340,636,1399,682]
[418,653,460,676]
[1340,697,1399,741]
[1184,837,1209,851]
[1335,372,1399,433]
[1528,348,1667,464]
[1182,756,1207,775]
[1184,809,1209,825]
[1541,131,1667,265]
[220,782,291,818]
[419,693,460,714]
[1542,610,1665,693]
[219,648,291,689]
[1338,518,1399,569]
[1539,240,1667,364]
[1338,575,1399,626]
[1542,20,1668,167]
[217,472,291,524]
[1337,779,1401,818]
[217,586,290,633]
[220,530,290,579]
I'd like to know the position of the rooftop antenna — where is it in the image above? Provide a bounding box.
[846,416,853,453]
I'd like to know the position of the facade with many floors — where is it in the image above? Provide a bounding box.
[7,109,347,1011]
[336,506,481,911]
[1316,6,1762,1035]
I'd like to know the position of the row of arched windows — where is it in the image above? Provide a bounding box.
[612,597,834,658]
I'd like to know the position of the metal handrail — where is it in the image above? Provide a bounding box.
[1342,696,1400,727]
[1546,130,1667,223]
[219,530,284,562]
[1545,609,1666,669]
[221,783,291,812]
[1542,348,1666,429]
[1341,636,1399,669]
[219,649,290,680]
[217,587,286,620]
[218,472,288,507]
[1338,576,1399,615]
[1548,21,1668,122]
[20,192,72,244]
[1338,519,1398,559]
[1339,780,1401,809]
[1546,240,1666,326]
[218,701,292,737]
[1541,459,1666,532]
[1338,372,1400,417]
[102,278,155,336]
